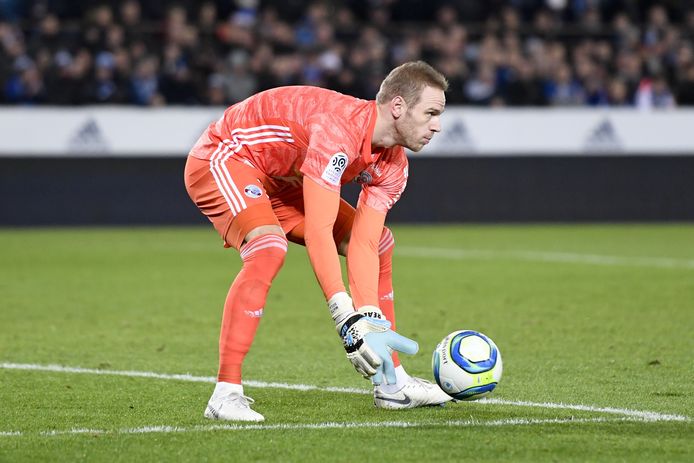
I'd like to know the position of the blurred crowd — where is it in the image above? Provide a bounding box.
[1,0,693,107]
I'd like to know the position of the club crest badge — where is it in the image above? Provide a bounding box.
[354,170,372,185]
[244,184,263,198]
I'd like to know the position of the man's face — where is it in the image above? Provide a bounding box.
[395,86,446,152]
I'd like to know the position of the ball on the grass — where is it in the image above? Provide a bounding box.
[432,330,503,400]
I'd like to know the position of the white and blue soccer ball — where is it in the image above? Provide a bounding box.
[432,330,503,400]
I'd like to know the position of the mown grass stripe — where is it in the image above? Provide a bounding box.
[396,247,694,269]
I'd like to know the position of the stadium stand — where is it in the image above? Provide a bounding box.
[1,0,693,107]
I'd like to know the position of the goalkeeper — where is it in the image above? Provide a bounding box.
[185,61,451,422]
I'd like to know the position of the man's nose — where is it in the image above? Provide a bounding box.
[430,116,441,132]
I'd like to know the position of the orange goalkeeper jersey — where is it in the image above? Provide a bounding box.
[189,86,408,214]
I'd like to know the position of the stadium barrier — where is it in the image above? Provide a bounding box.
[1,108,693,225]
[1,107,693,156]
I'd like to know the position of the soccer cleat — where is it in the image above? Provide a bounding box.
[204,392,265,422]
[373,376,453,409]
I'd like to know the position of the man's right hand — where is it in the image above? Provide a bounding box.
[329,293,419,383]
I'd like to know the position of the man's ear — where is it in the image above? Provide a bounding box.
[391,95,407,119]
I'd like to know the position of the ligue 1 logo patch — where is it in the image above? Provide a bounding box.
[321,152,349,186]
[244,184,262,198]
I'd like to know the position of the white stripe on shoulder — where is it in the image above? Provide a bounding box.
[232,131,293,140]
[231,125,291,134]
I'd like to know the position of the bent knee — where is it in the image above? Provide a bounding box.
[239,234,289,279]
[243,225,286,245]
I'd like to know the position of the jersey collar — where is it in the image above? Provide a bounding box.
[360,101,379,164]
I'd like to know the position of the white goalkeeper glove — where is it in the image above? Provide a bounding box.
[328,292,418,384]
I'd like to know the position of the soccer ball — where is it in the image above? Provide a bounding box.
[432,330,503,400]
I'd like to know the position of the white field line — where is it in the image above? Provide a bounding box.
[1,362,689,427]
[479,398,689,422]
[0,362,368,394]
[1,417,680,438]
[396,246,694,270]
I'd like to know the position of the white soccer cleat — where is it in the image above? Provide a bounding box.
[373,376,453,409]
[204,392,265,422]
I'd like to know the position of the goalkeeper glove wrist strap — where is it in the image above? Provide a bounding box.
[328,291,355,327]
[338,313,365,353]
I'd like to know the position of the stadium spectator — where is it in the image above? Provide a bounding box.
[502,58,547,106]
[85,51,127,103]
[130,55,162,105]
[635,74,676,109]
[676,64,694,105]
[606,77,631,106]
[0,0,692,107]
[545,63,585,105]
[464,64,497,105]
[4,59,45,104]
[220,49,257,103]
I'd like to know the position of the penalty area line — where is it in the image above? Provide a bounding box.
[0,362,369,395]
[0,416,671,438]
[396,246,694,270]
[479,398,689,422]
[1,362,689,424]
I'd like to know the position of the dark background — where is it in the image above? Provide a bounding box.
[2,155,693,225]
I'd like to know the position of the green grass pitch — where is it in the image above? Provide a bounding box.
[1,224,692,462]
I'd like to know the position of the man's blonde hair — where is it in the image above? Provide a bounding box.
[376,61,448,107]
